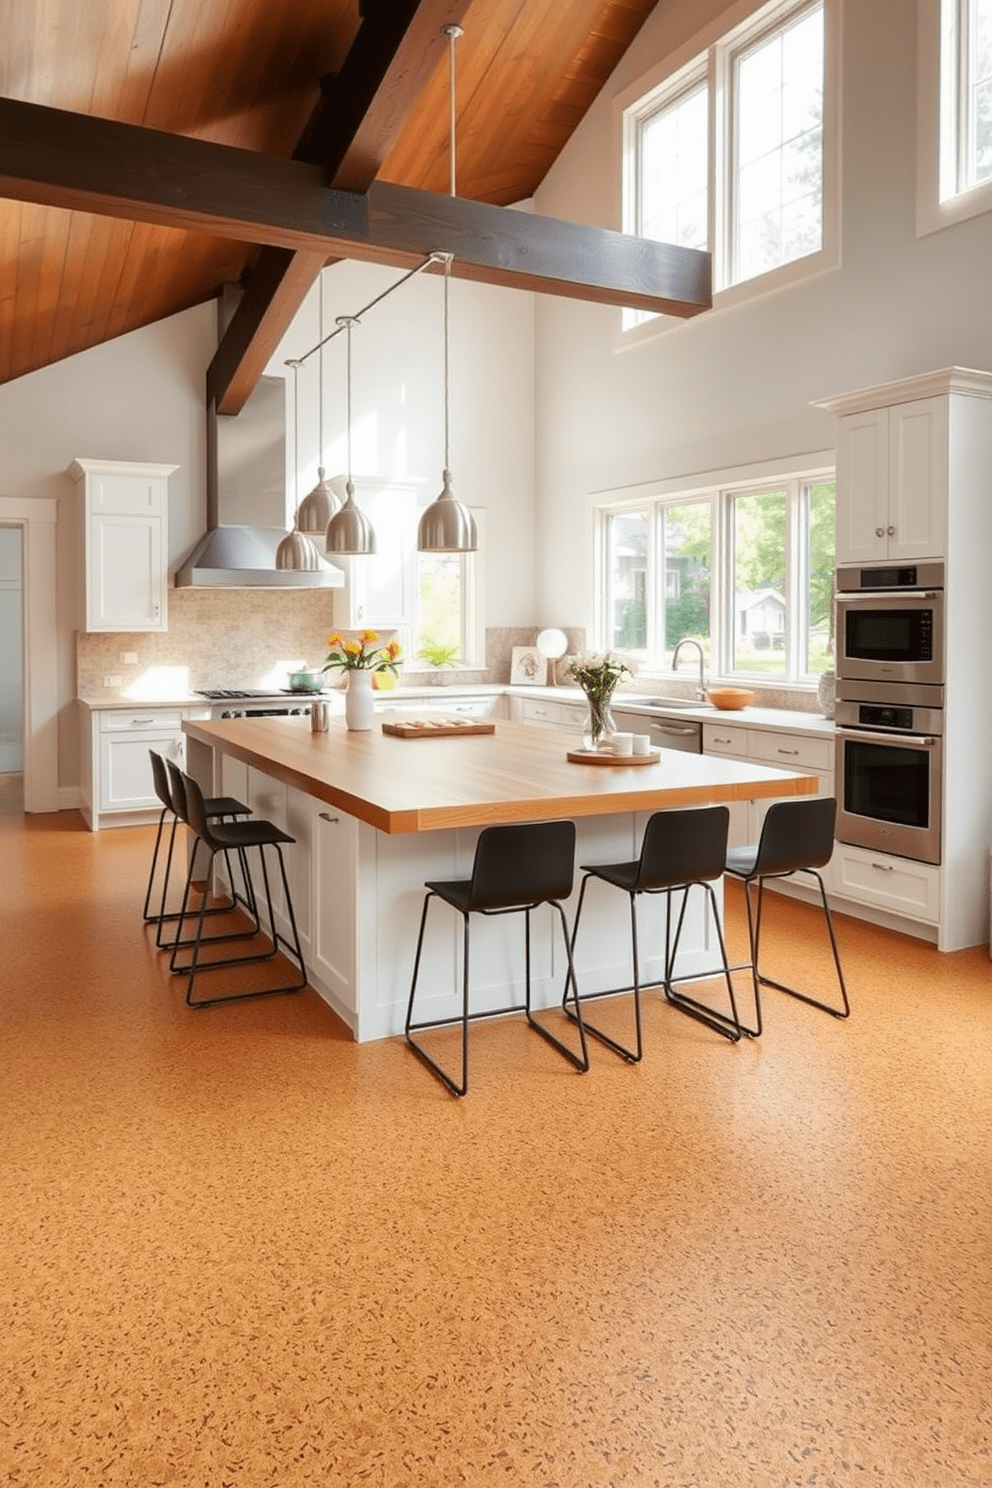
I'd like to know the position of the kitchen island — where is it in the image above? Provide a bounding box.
[183,715,817,1041]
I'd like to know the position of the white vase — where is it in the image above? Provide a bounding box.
[345,668,374,731]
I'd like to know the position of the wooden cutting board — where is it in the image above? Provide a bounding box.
[381,718,497,739]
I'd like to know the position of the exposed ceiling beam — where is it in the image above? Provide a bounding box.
[0,94,711,353]
[211,0,474,413]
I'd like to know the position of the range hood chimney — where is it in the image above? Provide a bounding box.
[176,296,344,590]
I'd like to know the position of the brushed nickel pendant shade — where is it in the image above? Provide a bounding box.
[418,25,477,555]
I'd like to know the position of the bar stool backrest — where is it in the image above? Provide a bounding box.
[165,758,189,824]
[753,796,837,876]
[148,750,173,813]
[636,806,729,890]
[467,820,576,912]
[180,771,215,847]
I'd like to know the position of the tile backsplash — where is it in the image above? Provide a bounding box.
[77,589,340,699]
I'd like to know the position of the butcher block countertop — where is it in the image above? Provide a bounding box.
[183,714,818,836]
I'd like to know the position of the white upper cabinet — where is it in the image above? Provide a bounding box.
[833,397,947,564]
[70,459,177,632]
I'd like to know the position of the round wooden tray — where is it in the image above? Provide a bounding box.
[566,748,661,766]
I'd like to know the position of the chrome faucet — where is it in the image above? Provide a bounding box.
[672,637,707,700]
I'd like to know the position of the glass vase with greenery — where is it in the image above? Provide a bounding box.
[566,652,632,751]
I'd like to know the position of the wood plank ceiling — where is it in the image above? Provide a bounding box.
[0,0,659,390]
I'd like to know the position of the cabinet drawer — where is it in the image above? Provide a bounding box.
[832,843,940,923]
[519,699,561,726]
[702,723,748,756]
[99,709,184,732]
[747,730,831,772]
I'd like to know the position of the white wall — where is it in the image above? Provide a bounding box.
[0,259,536,793]
[532,0,992,627]
[269,259,536,628]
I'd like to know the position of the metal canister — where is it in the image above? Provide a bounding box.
[310,700,330,733]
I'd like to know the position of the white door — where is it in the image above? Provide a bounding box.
[0,526,23,773]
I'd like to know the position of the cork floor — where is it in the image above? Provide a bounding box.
[2,809,990,1487]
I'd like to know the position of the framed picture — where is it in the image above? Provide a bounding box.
[510,646,548,686]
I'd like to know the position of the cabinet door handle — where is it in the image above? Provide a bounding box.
[130,718,156,726]
[875,527,885,537]
[777,747,800,756]
[871,861,895,873]
[887,525,895,536]
[318,813,339,823]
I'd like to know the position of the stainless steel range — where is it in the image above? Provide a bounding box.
[195,689,319,720]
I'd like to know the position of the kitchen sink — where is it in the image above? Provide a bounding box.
[628,695,712,711]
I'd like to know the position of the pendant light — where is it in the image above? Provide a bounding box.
[296,274,342,537]
[326,316,376,555]
[276,360,320,572]
[418,23,478,554]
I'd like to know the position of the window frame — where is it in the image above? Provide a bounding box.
[918,0,992,233]
[619,0,840,340]
[402,507,486,677]
[592,456,835,687]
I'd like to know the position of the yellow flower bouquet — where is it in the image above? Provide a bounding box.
[322,630,402,675]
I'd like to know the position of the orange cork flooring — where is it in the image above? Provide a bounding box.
[1,803,990,1486]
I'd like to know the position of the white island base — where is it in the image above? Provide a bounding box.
[192,748,728,1043]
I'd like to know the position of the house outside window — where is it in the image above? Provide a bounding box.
[621,0,838,330]
[595,471,834,684]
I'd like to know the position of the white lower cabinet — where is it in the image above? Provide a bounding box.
[831,842,940,924]
[81,703,207,829]
[702,721,836,879]
[510,695,586,731]
[310,804,358,1026]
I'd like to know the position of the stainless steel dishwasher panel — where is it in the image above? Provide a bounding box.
[648,717,702,752]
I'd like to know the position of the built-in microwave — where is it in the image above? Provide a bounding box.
[835,561,944,688]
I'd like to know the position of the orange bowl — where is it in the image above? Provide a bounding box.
[707,687,755,710]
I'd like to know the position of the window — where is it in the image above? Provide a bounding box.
[412,510,484,670]
[941,0,992,197]
[622,0,836,325]
[596,470,834,684]
[921,0,992,231]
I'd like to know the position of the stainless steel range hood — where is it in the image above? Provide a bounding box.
[176,371,344,590]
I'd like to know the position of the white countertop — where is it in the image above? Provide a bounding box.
[78,683,836,736]
[509,685,835,738]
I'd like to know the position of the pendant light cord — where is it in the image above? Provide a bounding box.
[443,24,462,478]
[317,275,324,468]
[287,358,301,512]
[345,318,353,485]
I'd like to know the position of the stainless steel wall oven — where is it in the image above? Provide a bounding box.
[835,562,944,865]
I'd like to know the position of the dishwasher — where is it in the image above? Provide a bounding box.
[612,710,703,753]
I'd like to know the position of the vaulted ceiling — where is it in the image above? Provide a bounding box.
[0,1,713,419]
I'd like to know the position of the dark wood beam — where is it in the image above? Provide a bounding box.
[212,0,472,413]
[0,94,712,336]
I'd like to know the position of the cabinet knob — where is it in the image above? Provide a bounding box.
[875,527,885,537]
[887,525,895,536]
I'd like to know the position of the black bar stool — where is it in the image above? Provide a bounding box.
[169,769,307,1009]
[143,750,255,947]
[724,795,850,1037]
[158,757,261,951]
[405,819,589,1096]
[564,805,741,1062]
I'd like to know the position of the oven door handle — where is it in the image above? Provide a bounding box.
[837,590,939,603]
[836,727,938,748]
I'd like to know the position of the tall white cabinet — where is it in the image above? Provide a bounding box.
[70,458,177,632]
[815,367,992,950]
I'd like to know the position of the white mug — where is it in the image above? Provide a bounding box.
[631,733,651,755]
[611,732,634,755]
